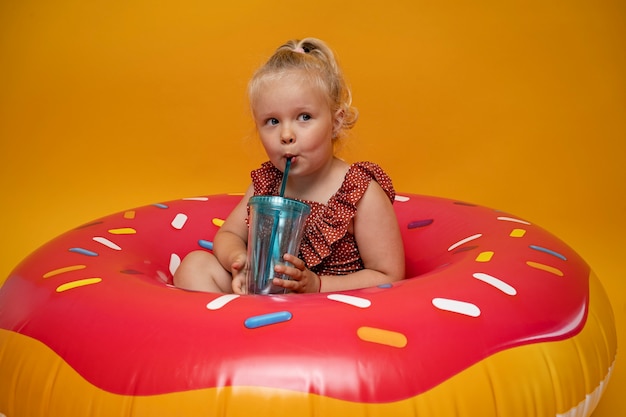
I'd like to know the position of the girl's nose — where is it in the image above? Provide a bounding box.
[281,128,295,144]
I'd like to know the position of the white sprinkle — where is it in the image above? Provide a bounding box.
[169,253,181,276]
[448,233,482,251]
[171,213,188,230]
[207,294,240,310]
[92,237,121,250]
[432,298,481,317]
[394,195,410,202]
[327,294,372,308]
[472,272,517,295]
[497,216,531,225]
[183,197,209,201]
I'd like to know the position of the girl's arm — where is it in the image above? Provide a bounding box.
[213,184,254,273]
[319,181,405,292]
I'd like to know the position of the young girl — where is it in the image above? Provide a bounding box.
[174,38,405,294]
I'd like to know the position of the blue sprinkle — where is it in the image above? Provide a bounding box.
[244,311,292,329]
[153,203,169,209]
[198,240,214,250]
[529,245,567,261]
[69,248,99,257]
[378,283,393,288]
[408,219,434,229]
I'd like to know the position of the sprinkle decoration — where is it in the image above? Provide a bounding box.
[448,234,482,251]
[56,278,102,293]
[529,245,567,261]
[497,216,531,225]
[408,219,434,229]
[475,251,494,262]
[43,265,87,278]
[69,248,98,257]
[244,311,293,329]
[472,272,517,296]
[526,261,564,277]
[171,213,188,230]
[357,326,408,348]
[206,294,240,310]
[108,228,136,235]
[327,294,372,308]
[432,298,481,317]
[198,239,214,250]
[93,237,122,250]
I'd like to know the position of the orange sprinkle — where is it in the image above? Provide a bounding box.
[475,251,494,262]
[212,218,225,227]
[357,326,407,348]
[526,261,564,276]
[108,228,136,235]
[56,278,102,292]
[123,210,136,219]
[509,228,526,238]
[43,265,87,278]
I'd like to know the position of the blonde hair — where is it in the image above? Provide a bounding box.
[248,38,358,140]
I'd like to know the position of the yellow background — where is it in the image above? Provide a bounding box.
[1,0,624,415]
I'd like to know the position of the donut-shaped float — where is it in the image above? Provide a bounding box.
[0,193,617,417]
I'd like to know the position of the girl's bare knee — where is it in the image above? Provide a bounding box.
[173,251,231,293]
[173,251,213,288]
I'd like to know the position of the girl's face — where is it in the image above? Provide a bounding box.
[251,71,339,177]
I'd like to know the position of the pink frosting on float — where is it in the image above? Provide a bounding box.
[0,194,588,402]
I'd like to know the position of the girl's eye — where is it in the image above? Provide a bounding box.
[298,114,311,121]
[266,118,279,126]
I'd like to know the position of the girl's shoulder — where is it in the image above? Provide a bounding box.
[339,161,396,204]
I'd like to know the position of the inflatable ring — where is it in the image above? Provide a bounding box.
[0,193,617,417]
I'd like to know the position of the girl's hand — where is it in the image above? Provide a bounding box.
[230,254,249,295]
[273,253,321,293]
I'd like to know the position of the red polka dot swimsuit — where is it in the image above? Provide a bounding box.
[251,161,396,276]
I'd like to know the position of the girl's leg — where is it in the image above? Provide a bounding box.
[173,250,234,293]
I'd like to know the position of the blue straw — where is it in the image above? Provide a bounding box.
[279,157,292,197]
[264,158,292,291]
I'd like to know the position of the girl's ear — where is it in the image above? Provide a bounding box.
[333,108,345,138]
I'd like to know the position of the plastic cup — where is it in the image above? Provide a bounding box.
[246,196,311,295]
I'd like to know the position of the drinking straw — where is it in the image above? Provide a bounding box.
[279,157,292,197]
[264,157,292,289]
